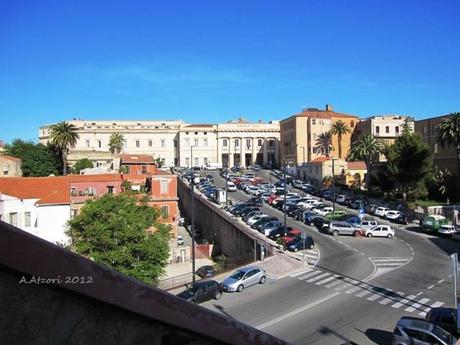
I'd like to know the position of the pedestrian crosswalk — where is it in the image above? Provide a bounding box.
[370,257,411,278]
[293,249,320,266]
[290,267,445,316]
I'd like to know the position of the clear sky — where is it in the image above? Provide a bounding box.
[1,0,459,143]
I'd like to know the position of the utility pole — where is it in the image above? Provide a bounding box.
[283,160,288,236]
[332,158,336,214]
[190,145,196,284]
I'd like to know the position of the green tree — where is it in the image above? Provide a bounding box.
[387,130,432,200]
[49,121,79,176]
[5,139,60,176]
[66,193,170,285]
[74,158,94,173]
[313,131,333,157]
[436,112,460,175]
[155,157,165,168]
[331,120,351,159]
[348,134,385,192]
[109,132,124,155]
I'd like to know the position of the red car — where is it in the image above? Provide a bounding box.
[281,228,302,245]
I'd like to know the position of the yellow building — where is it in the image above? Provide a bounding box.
[0,155,22,177]
[280,104,358,166]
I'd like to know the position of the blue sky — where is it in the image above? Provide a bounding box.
[1,0,459,143]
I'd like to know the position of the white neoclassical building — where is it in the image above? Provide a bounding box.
[39,117,280,169]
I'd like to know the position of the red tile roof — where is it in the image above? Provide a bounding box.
[121,154,155,164]
[0,177,70,205]
[281,109,357,123]
[310,157,331,163]
[347,161,367,170]
[69,174,122,182]
[0,154,21,162]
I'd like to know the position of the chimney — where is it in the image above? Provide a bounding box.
[326,104,333,112]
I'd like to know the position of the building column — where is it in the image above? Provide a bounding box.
[240,137,244,168]
[274,138,279,168]
[216,135,220,163]
[263,139,268,167]
[252,138,257,164]
[229,139,234,167]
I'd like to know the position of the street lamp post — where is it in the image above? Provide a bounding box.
[225,162,228,208]
[332,158,336,214]
[269,160,272,188]
[283,161,288,236]
[190,145,196,284]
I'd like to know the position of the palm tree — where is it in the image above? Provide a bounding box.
[331,120,351,159]
[49,121,79,176]
[348,134,385,192]
[436,112,460,174]
[313,132,333,157]
[109,132,124,155]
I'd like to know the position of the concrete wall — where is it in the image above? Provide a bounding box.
[177,179,277,266]
[0,220,290,345]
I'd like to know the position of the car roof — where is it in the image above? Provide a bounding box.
[238,266,264,273]
[397,317,435,331]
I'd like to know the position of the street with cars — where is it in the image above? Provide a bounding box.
[176,167,460,345]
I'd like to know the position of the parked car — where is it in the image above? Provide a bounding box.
[375,207,390,217]
[421,215,449,233]
[453,230,460,241]
[326,221,363,237]
[360,220,378,232]
[392,316,456,345]
[385,210,402,220]
[196,265,216,279]
[281,228,303,245]
[242,210,263,222]
[227,181,237,192]
[287,236,315,251]
[335,194,346,203]
[247,213,269,226]
[345,215,361,226]
[438,225,456,237]
[364,225,395,238]
[393,213,409,225]
[325,210,347,220]
[222,266,266,292]
[350,200,366,210]
[316,206,333,216]
[261,220,282,236]
[365,204,378,214]
[239,206,260,217]
[176,235,185,245]
[311,215,329,228]
[246,197,264,207]
[252,217,278,230]
[426,307,458,336]
[176,280,222,303]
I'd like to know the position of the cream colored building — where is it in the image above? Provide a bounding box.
[0,155,22,177]
[39,117,280,169]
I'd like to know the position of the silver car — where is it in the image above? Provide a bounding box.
[392,317,456,345]
[222,266,266,292]
[326,221,363,237]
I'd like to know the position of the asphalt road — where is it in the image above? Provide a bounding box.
[195,170,459,344]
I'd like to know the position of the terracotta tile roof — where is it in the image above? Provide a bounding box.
[310,157,331,163]
[347,161,367,170]
[0,154,21,162]
[0,176,70,205]
[121,154,155,164]
[281,109,358,123]
[69,174,122,182]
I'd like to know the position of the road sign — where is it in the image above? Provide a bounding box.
[359,208,365,220]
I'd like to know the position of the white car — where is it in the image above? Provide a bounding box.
[385,210,401,220]
[335,195,346,203]
[227,181,237,192]
[177,235,185,245]
[247,186,263,196]
[365,225,395,238]
[247,214,269,226]
[298,199,320,209]
[360,220,378,232]
[374,207,390,217]
[316,207,333,216]
[438,225,456,236]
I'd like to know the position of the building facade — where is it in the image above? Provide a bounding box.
[280,105,358,166]
[39,118,280,169]
[0,155,22,177]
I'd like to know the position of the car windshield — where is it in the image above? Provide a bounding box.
[185,284,199,294]
[432,324,451,343]
[230,270,246,280]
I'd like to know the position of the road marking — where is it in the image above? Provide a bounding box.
[325,279,346,289]
[306,272,331,283]
[367,293,382,301]
[427,284,434,290]
[379,297,394,305]
[355,289,372,298]
[298,270,322,280]
[256,292,341,330]
[438,279,445,284]
[290,268,314,278]
[372,258,409,262]
[419,301,445,316]
[315,275,338,286]
[392,294,417,309]
[405,298,430,313]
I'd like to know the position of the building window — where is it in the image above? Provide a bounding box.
[123,140,127,148]
[185,132,189,135]
[86,140,90,147]
[160,179,169,194]
[194,132,198,135]
[97,140,102,148]
[148,140,153,147]
[141,165,148,174]
[395,126,399,134]
[204,132,207,135]
[269,140,274,147]
[204,157,208,166]
[136,140,140,148]
[350,120,354,127]
[434,144,438,154]
[223,139,228,147]
[107,186,114,195]
[204,139,208,147]
[160,206,169,218]
[235,139,239,147]
[433,126,439,135]
[194,139,198,147]
[375,126,380,134]
[194,157,199,166]
[185,138,190,146]
[8,212,18,226]
[185,157,190,166]
[423,126,427,134]
[246,139,251,148]
[174,140,177,147]
[312,119,316,125]
[386,126,390,134]
[258,139,263,146]
[161,139,165,147]
[24,212,31,227]
[3,165,8,176]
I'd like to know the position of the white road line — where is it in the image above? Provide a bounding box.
[374,263,405,266]
[438,279,445,284]
[392,294,417,309]
[372,258,409,262]
[430,301,445,308]
[379,297,393,305]
[306,272,331,283]
[325,279,346,289]
[290,268,314,278]
[367,293,382,301]
[315,275,338,286]
[356,290,372,298]
[256,292,341,330]
[405,298,430,313]
[298,270,322,280]
[427,284,435,290]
